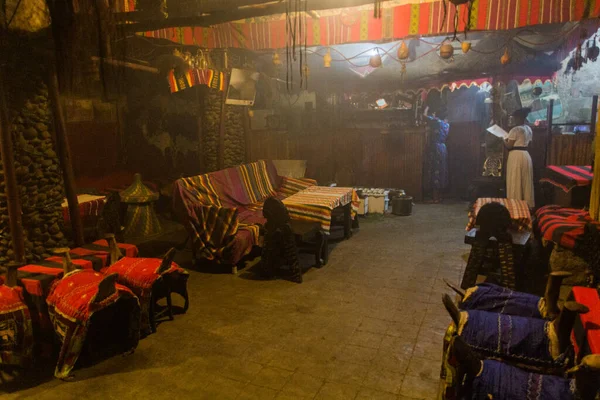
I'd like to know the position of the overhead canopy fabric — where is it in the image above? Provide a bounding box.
[136,0,598,50]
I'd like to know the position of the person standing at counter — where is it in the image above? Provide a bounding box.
[505,108,534,207]
[423,105,450,203]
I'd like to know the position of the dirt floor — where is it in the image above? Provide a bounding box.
[2,202,470,400]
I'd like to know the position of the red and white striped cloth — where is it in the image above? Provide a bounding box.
[466,197,532,232]
[61,194,106,223]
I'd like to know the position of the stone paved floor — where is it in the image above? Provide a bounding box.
[3,203,468,399]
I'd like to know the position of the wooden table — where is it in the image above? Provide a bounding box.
[466,197,532,232]
[282,186,357,239]
[62,194,106,223]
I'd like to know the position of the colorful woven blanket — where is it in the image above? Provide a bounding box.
[168,68,224,94]
[467,198,532,232]
[462,283,544,319]
[105,257,188,334]
[46,270,140,379]
[536,205,600,250]
[540,165,593,193]
[458,309,567,368]
[282,186,359,232]
[172,160,315,264]
[0,286,33,367]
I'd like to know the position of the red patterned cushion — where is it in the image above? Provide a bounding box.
[105,257,187,334]
[46,270,139,378]
[0,285,33,367]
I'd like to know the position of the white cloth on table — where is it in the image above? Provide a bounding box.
[506,125,534,207]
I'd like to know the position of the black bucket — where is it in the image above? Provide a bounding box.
[392,196,413,216]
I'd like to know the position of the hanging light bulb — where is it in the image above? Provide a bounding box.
[461,41,471,54]
[324,48,332,68]
[397,41,409,60]
[272,52,282,66]
[501,47,511,65]
[302,64,310,78]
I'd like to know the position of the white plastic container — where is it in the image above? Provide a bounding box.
[368,196,385,214]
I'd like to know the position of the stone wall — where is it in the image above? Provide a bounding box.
[201,88,246,172]
[0,70,68,264]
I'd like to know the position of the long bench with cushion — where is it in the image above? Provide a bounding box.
[172,160,316,271]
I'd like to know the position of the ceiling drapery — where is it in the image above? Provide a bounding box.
[131,0,599,50]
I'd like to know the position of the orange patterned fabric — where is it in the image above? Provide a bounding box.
[0,285,33,367]
[46,270,140,379]
[105,257,188,334]
[467,197,532,232]
[283,186,359,232]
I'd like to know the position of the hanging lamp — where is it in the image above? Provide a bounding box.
[324,48,332,68]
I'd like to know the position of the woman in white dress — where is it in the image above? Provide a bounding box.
[505,108,534,207]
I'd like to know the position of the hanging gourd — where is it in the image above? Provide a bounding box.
[461,41,471,54]
[440,43,454,59]
[501,48,511,65]
[324,48,332,68]
[397,41,409,60]
[369,51,382,68]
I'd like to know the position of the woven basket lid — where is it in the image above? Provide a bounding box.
[120,173,159,203]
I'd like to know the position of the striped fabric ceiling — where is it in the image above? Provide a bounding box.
[124,0,599,50]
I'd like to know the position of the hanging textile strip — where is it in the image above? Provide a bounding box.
[167,68,225,94]
[137,0,599,50]
[540,165,593,193]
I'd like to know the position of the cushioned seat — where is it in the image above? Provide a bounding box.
[46,270,140,379]
[172,160,316,270]
[0,285,33,367]
[105,250,189,335]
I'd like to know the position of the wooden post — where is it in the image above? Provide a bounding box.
[590,95,598,137]
[590,97,600,221]
[243,107,252,162]
[0,74,26,264]
[48,67,85,246]
[544,99,554,167]
[217,74,228,170]
[195,87,205,173]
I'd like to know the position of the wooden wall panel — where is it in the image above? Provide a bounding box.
[446,122,483,198]
[249,128,426,200]
[548,134,594,166]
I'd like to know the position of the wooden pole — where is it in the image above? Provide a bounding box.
[590,97,600,221]
[48,67,85,246]
[195,87,205,173]
[545,99,554,168]
[243,107,252,163]
[0,73,26,264]
[217,73,228,170]
[590,95,598,137]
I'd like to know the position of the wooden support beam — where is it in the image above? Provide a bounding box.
[122,0,390,32]
[243,107,252,163]
[195,87,205,173]
[0,73,26,264]
[48,67,85,247]
[545,99,554,168]
[91,56,160,74]
[217,77,228,170]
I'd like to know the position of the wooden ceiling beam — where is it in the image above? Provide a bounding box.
[121,0,390,32]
